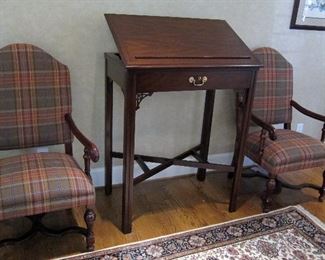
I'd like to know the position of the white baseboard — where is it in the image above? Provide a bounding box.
[90,152,254,187]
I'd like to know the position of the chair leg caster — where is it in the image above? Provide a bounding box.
[84,209,96,251]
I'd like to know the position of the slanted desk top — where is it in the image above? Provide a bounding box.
[105,14,260,69]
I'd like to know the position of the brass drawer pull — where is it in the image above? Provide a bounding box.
[188,76,208,87]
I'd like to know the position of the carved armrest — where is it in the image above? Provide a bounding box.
[251,114,277,141]
[65,114,99,162]
[291,100,325,122]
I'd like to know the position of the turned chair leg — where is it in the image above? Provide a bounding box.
[262,174,276,213]
[319,170,325,202]
[84,208,96,251]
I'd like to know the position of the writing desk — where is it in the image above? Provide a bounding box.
[104,14,261,233]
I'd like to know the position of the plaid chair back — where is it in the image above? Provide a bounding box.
[0,44,72,150]
[252,47,293,124]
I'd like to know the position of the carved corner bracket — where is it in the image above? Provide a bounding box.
[136,92,153,110]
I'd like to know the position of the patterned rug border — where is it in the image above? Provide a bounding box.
[59,205,325,260]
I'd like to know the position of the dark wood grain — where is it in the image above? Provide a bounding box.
[105,53,128,94]
[111,146,200,165]
[291,100,325,122]
[251,114,277,140]
[121,73,136,234]
[291,100,325,142]
[133,147,196,185]
[320,171,325,201]
[65,114,99,162]
[228,91,246,180]
[135,69,252,93]
[84,209,96,251]
[105,14,261,68]
[104,14,261,233]
[197,90,216,181]
[65,143,73,156]
[284,123,292,130]
[229,71,258,212]
[105,59,113,195]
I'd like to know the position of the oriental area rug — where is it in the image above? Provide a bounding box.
[63,205,325,260]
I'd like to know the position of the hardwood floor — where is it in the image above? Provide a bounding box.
[0,167,324,259]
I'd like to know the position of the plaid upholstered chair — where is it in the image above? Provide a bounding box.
[245,47,325,212]
[0,44,99,251]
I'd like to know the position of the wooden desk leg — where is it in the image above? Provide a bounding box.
[122,82,136,234]
[197,90,215,181]
[229,73,257,212]
[228,91,244,179]
[105,66,113,195]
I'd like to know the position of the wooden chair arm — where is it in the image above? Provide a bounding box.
[65,114,99,162]
[251,114,277,141]
[291,100,325,122]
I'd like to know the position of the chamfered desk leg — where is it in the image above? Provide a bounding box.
[197,90,215,181]
[121,83,136,234]
[229,72,257,212]
[228,91,244,179]
[105,61,113,195]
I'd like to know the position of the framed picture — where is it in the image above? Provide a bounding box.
[290,0,325,30]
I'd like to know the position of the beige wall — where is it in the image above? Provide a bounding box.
[0,0,324,169]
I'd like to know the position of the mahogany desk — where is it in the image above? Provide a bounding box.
[104,14,261,233]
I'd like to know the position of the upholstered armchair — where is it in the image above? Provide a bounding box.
[245,47,325,212]
[0,44,99,251]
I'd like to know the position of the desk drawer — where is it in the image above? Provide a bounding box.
[136,69,252,93]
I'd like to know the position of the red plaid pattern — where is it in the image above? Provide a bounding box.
[0,44,72,149]
[0,153,95,221]
[252,48,293,124]
[246,129,325,175]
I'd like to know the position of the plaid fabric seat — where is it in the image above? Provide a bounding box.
[246,129,325,175]
[0,152,95,221]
